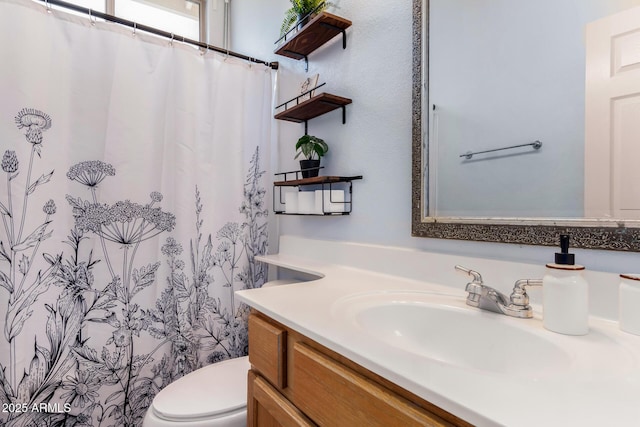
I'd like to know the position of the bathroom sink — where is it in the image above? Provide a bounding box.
[331,291,633,380]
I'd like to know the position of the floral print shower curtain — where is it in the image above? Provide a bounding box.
[0,1,272,425]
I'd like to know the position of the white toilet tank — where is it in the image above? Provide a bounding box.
[143,356,250,427]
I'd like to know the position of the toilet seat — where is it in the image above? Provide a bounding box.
[150,356,250,422]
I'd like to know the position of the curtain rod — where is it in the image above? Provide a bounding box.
[36,0,279,70]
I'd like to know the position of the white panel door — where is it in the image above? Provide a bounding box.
[585,6,640,219]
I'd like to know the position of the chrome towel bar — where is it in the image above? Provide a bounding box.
[460,140,542,160]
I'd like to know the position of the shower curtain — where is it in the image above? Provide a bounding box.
[0,0,272,425]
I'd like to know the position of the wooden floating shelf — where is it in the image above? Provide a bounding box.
[275,12,352,60]
[274,212,350,216]
[274,93,352,123]
[274,175,363,187]
[273,175,363,215]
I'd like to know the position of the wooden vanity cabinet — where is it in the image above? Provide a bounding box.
[247,311,471,427]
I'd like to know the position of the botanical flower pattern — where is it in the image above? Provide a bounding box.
[61,371,100,408]
[2,150,18,173]
[69,199,176,245]
[15,108,52,146]
[66,160,116,187]
[0,109,268,426]
[43,199,57,215]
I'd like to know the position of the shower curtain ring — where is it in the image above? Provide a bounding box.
[170,33,174,46]
[132,22,137,37]
[45,0,51,13]
[89,8,96,25]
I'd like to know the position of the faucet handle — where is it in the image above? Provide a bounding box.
[509,279,543,307]
[455,265,483,294]
[455,265,483,284]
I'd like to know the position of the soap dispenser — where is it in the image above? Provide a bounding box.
[542,235,589,335]
[619,274,640,335]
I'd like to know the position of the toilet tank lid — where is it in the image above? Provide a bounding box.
[151,356,250,421]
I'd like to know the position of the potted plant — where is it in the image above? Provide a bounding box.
[280,0,333,36]
[295,134,328,178]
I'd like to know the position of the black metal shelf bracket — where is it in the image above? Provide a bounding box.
[318,100,347,124]
[302,103,345,134]
[319,22,347,50]
[282,49,309,71]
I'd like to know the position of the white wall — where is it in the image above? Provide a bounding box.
[229,0,640,275]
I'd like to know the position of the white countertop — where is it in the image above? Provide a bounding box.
[236,244,640,426]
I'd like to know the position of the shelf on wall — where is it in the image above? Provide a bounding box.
[274,175,362,187]
[273,174,363,216]
[274,92,352,129]
[275,12,352,69]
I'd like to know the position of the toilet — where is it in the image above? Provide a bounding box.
[142,356,250,427]
[143,279,300,427]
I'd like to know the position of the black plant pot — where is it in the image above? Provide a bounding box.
[300,159,320,179]
[297,13,312,31]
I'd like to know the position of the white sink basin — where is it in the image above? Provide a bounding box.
[331,291,634,381]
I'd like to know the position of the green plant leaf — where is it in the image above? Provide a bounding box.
[280,0,333,36]
[280,9,299,36]
[295,135,327,160]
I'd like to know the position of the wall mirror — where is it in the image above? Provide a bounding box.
[412,0,640,251]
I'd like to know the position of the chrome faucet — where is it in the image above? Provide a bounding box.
[455,265,542,319]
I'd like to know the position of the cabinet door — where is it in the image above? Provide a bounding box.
[247,370,316,427]
[249,313,287,389]
[292,343,453,426]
